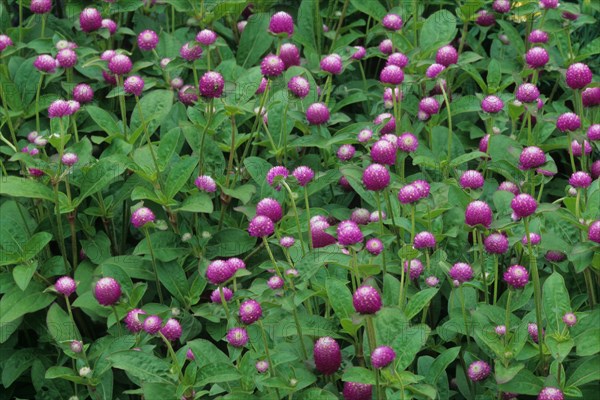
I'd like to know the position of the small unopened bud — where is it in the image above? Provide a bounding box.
[289,378,298,387]
[171,307,181,317]
[182,232,192,242]
[79,367,92,377]
[568,187,578,196]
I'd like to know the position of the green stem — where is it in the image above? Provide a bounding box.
[35,74,44,132]
[477,229,488,303]
[459,285,471,346]
[291,303,308,360]
[441,84,453,177]
[160,332,184,381]
[199,99,214,175]
[374,192,387,276]
[303,187,313,250]
[524,217,544,364]
[53,183,70,272]
[493,255,499,306]
[117,76,128,140]
[365,316,381,399]
[281,181,306,256]
[219,285,231,321]
[505,290,512,334]
[111,305,123,337]
[262,237,284,280]
[144,227,164,304]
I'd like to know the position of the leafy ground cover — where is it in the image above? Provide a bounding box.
[0,0,599,399]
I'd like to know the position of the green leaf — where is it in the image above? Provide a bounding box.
[349,0,386,19]
[393,324,431,370]
[156,261,189,304]
[375,307,409,345]
[80,231,112,265]
[420,10,457,53]
[0,176,55,201]
[47,303,80,343]
[108,350,174,384]
[237,13,273,68]
[300,388,338,400]
[425,347,461,385]
[225,66,262,106]
[487,59,502,89]
[44,366,86,384]
[157,128,182,171]
[221,184,256,205]
[294,248,351,283]
[188,339,231,366]
[543,272,571,334]
[196,363,241,386]
[497,20,525,55]
[134,231,187,262]
[164,156,199,199]
[342,367,376,384]
[13,261,37,291]
[14,58,38,109]
[129,90,174,136]
[326,278,354,319]
[0,282,54,324]
[494,362,524,385]
[405,288,439,320]
[1,349,37,387]
[205,228,256,258]
[21,232,52,261]
[499,368,543,395]
[546,336,574,363]
[567,355,600,387]
[296,0,318,52]
[86,105,122,136]
[449,151,488,168]
[75,159,126,205]
[575,328,600,357]
[176,192,214,213]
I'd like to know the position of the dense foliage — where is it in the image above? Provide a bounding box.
[0,0,599,399]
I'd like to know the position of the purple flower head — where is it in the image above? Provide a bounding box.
[267,275,284,289]
[239,299,262,325]
[143,315,162,334]
[180,42,203,61]
[70,340,83,353]
[353,285,382,314]
[371,346,396,369]
[511,194,537,218]
[493,0,511,13]
[569,171,592,189]
[592,161,600,180]
[279,43,300,69]
[56,49,77,68]
[383,87,402,109]
[387,52,409,68]
[380,65,404,85]
[425,276,440,287]
[255,77,268,94]
[516,83,540,103]
[34,54,57,73]
[30,0,52,14]
[269,11,294,37]
[130,207,155,228]
[357,128,373,143]
[343,382,373,400]
[379,39,393,55]
[292,166,314,186]
[522,233,541,246]
[94,277,122,306]
[414,231,436,249]
[237,20,247,33]
[365,238,384,255]
[226,327,249,347]
[460,170,485,189]
[382,13,403,30]
[227,257,245,271]
[160,318,182,341]
[566,63,592,89]
[374,112,396,134]
[426,63,446,79]
[194,175,217,192]
[256,360,269,373]
[528,29,549,43]
[484,233,509,254]
[288,76,310,98]
[210,287,233,303]
[476,10,496,26]
[481,95,504,113]
[465,200,493,228]
[539,0,559,9]
[195,29,217,46]
[571,139,592,157]
[362,163,390,192]
[80,7,102,32]
[73,83,93,103]
[137,30,159,50]
[266,165,289,190]
[397,132,418,153]
[587,124,600,141]
[537,387,564,400]
[206,260,235,285]
[419,97,440,115]
[504,265,529,289]
[311,216,337,248]
[124,308,146,333]
[352,46,366,60]
[186,348,195,360]
[468,361,491,381]
[404,259,424,280]
[519,146,546,169]
[582,88,600,108]
[398,184,421,204]
[495,325,507,335]
[449,262,473,283]
[123,75,144,97]
[563,312,577,327]
[61,152,78,167]
[337,220,363,246]
[48,99,70,118]
[108,54,132,75]
[260,54,285,77]
[101,19,117,35]
[313,337,341,375]
[29,168,44,177]
[0,35,13,52]
[479,134,491,153]
[498,181,520,196]
[436,45,458,66]
[279,236,295,248]
[351,208,371,225]
[556,112,581,132]
[526,47,549,69]
[320,53,343,75]
[178,85,198,105]
[256,198,283,222]
[337,144,356,161]
[370,139,397,165]
[199,71,224,98]
[248,215,275,238]
[306,102,330,125]
[588,220,600,243]
[55,276,77,296]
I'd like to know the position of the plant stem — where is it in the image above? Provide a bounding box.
[144,227,164,304]
[441,84,453,178]
[160,332,184,381]
[459,285,471,346]
[35,74,44,132]
[117,76,128,140]
[524,217,544,364]
[199,99,214,175]
[303,187,313,250]
[281,181,306,256]
[262,237,284,280]
[493,255,499,305]
[219,285,231,321]
[374,192,387,276]
[111,305,123,337]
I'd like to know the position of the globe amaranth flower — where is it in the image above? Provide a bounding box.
[419,97,440,115]
[343,382,373,400]
[383,87,402,109]
[481,95,504,113]
[306,102,330,125]
[108,54,132,75]
[404,259,424,280]
[61,152,78,167]
[465,200,493,228]
[382,13,403,30]
[256,197,283,222]
[266,165,289,190]
[569,171,592,189]
[55,276,77,296]
[30,0,52,14]
[73,83,93,103]
[79,7,102,32]
[292,166,314,186]
[248,215,275,238]
[460,170,484,190]
[313,337,341,375]
[279,43,300,69]
[137,29,159,50]
[522,233,541,246]
[206,259,235,285]
[194,175,217,192]
[484,233,509,254]
[498,181,520,196]
[436,45,458,66]
[269,11,294,37]
[288,76,310,98]
[199,71,224,98]
[365,238,384,256]
[526,47,549,69]
[195,29,217,45]
[239,299,262,325]
[370,139,397,165]
[588,124,600,141]
[124,308,146,333]
[493,0,511,13]
[130,207,155,228]
[362,163,390,191]
[592,161,600,180]
[279,236,295,248]
[260,54,285,77]
[351,46,366,60]
[311,216,337,248]
[101,19,117,35]
[0,35,13,52]
[48,99,71,118]
[267,275,284,289]
[571,139,592,157]
[374,112,396,134]
[539,0,559,9]
[557,112,582,132]
[351,208,370,225]
[160,318,182,341]
[398,184,421,204]
[123,75,145,96]
[210,287,233,303]
[353,285,382,314]
[449,262,473,283]
[34,54,57,73]
[519,146,546,169]
[565,63,592,89]
[515,83,540,103]
[495,325,507,336]
[179,42,203,61]
[511,193,537,218]
[563,312,577,327]
[504,265,529,289]
[337,220,363,246]
[379,39,393,55]
[255,360,269,373]
[589,220,600,244]
[56,48,77,68]
[414,231,436,249]
[582,88,600,108]
[337,144,356,161]
[380,65,404,85]
[320,53,343,75]
[467,361,491,382]
[387,52,409,68]
[425,276,440,287]
[178,85,198,105]
[426,63,446,79]
[143,315,162,334]
[476,10,496,26]
[537,387,564,400]
[94,277,122,306]
[226,327,249,347]
[357,128,373,143]
[371,346,396,369]
[528,29,549,43]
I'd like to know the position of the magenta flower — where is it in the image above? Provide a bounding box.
[94,277,122,306]
[306,102,330,125]
[137,29,159,50]
[353,285,382,314]
[313,337,342,375]
[292,166,314,186]
[436,45,458,66]
[55,276,77,297]
[206,260,235,285]
[382,13,403,30]
[195,29,217,46]
[565,63,592,89]
[269,11,294,37]
[260,54,285,77]
[371,346,396,369]
[467,361,491,382]
[465,200,493,228]
[226,327,249,347]
[288,76,310,98]
[199,71,224,98]
[504,265,529,289]
[248,215,275,238]
[130,207,155,228]
[256,198,283,222]
[160,318,182,341]
[79,7,102,32]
